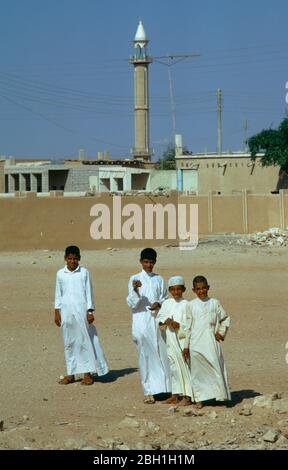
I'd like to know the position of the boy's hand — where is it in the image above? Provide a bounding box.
[149,302,161,311]
[133,280,142,291]
[183,348,190,361]
[215,332,224,342]
[170,320,180,330]
[87,311,95,324]
[54,309,61,327]
[165,318,180,330]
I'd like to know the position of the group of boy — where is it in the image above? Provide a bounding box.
[54,245,230,409]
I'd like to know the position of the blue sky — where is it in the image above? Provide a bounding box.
[0,0,287,159]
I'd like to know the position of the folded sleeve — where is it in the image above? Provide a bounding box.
[85,270,95,311]
[216,300,230,338]
[126,276,142,309]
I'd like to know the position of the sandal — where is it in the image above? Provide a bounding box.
[81,378,94,386]
[58,375,75,385]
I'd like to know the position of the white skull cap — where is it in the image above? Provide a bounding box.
[168,275,185,287]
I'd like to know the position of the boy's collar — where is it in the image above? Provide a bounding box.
[64,265,81,273]
[141,269,154,277]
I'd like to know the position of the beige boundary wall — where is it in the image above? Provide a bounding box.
[0,191,287,251]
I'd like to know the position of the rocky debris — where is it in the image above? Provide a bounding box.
[183,407,204,417]
[0,421,4,432]
[207,411,218,419]
[239,404,252,416]
[173,439,194,450]
[102,438,122,450]
[272,398,288,414]
[118,417,140,429]
[277,418,288,427]
[275,435,288,448]
[238,228,288,247]
[168,406,178,413]
[151,441,161,450]
[136,442,153,450]
[64,438,87,449]
[116,444,130,450]
[146,421,160,433]
[253,393,278,409]
[262,429,280,443]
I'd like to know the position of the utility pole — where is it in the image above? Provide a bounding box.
[244,119,249,151]
[217,88,222,156]
[167,57,177,141]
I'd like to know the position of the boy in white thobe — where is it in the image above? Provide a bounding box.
[127,248,171,404]
[157,276,193,405]
[54,245,109,385]
[183,275,230,408]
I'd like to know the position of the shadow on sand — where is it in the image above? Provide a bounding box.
[228,389,261,407]
[92,367,138,383]
[186,389,261,409]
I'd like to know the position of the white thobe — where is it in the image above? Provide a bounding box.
[185,297,231,402]
[55,265,109,376]
[157,298,193,398]
[127,270,171,396]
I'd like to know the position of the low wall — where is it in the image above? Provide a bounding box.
[0,191,287,251]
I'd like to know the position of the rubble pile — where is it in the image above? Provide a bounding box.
[238,228,288,247]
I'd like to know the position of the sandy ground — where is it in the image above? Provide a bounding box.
[1,238,288,450]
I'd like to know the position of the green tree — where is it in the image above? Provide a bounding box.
[157,143,176,170]
[248,117,288,172]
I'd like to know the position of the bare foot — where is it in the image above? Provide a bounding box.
[143,395,155,404]
[161,395,179,405]
[177,396,192,407]
[81,373,93,385]
[195,402,203,409]
[58,375,75,385]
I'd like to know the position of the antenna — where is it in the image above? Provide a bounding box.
[153,53,200,141]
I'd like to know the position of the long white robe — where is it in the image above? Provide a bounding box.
[185,297,231,402]
[157,298,193,398]
[127,270,171,396]
[55,265,109,376]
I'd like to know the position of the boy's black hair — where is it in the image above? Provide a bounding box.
[193,275,208,287]
[65,245,81,259]
[140,247,157,261]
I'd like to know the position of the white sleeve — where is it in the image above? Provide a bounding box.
[156,300,170,324]
[216,300,230,338]
[85,270,95,311]
[178,302,193,340]
[126,276,142,309]
[54,272,62,309]
[158,277,168,306]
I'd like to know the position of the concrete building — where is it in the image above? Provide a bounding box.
[2,157,179,194]
[175,151,286,194]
